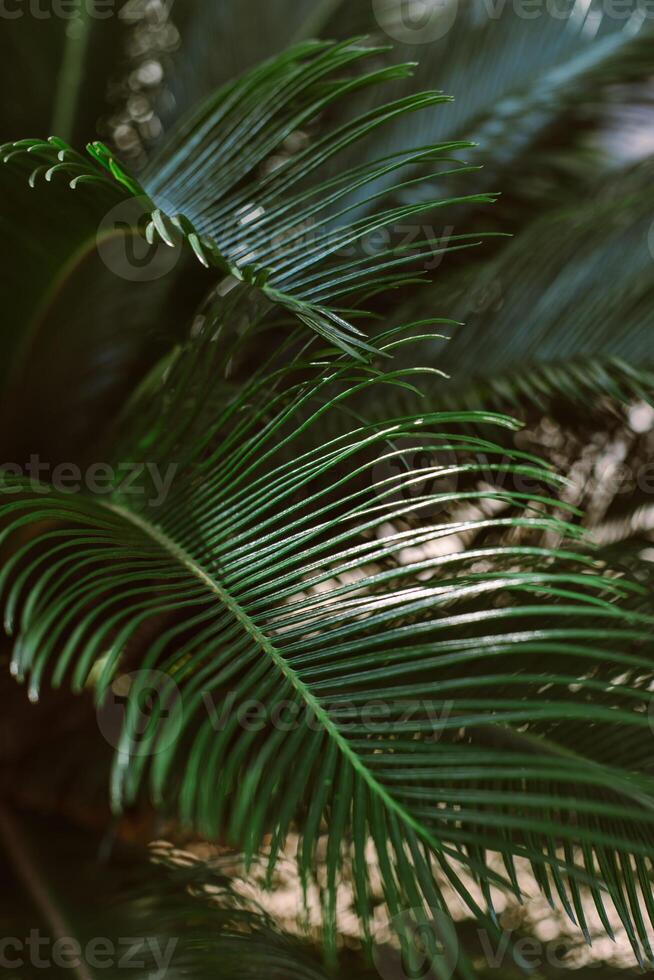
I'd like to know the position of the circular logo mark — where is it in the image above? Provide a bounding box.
[97,195,183,282]
[372,0,458,44]
[371,437,460,522]
[97,669,182,757]
[373,908,459,980]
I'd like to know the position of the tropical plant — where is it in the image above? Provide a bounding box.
[2,3,654,978]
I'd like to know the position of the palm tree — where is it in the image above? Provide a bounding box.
[2,4,654,977]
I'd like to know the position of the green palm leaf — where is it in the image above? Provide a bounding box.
[329,2,654,210]
[2,313,654,958]
[133,36,497,356]
[159,0,654,183]
[390,158,654,413]
[3,39,496,359]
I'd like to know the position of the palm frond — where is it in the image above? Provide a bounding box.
[155,0,654,182]
[3,39,498,358]
[429,359,654,420]
[2,311,654,957]
[4,25,654,974]
[134,37,498,356]
[385,158,654,415]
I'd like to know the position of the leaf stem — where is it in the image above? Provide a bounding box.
[106,501,447,858]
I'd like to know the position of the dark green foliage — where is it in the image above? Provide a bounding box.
[2,14,654,979]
